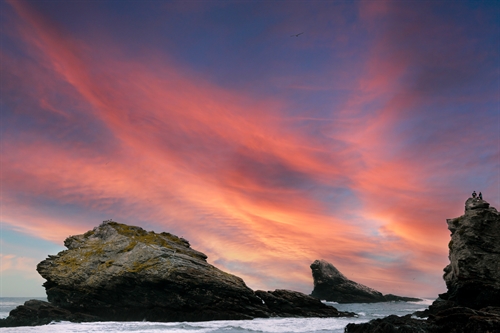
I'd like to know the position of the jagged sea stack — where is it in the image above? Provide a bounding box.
[310,259,386,303]
[345,197,500,333]
[440,197,500,309]
[310,260,420,303]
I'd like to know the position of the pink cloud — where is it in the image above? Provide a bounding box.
[0,254,38,274]
[2,0,497,298]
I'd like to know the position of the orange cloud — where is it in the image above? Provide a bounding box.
[2,0,497,298]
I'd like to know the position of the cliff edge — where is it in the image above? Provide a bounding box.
[440,197,500,309]
[345,196,500,332]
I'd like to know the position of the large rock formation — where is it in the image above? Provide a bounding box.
[36,220,265,322]
[440,197,500,309]
[345,197,500,332]
[310,259,421,303]
[0,221,354,327]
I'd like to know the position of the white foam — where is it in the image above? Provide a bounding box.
[0,296,431,333]
[0,318,371,333]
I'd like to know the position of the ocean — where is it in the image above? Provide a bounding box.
[0,297,432,333]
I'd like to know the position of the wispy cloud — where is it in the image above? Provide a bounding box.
[1,0,498,297]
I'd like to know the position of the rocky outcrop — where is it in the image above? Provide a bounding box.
[255,289,355,318]
[0,300,98,327]
[345,314,436,333]
[346,306,500,333]
[345,197,500,332]
[440,197,500,309]
[35,221,266,322]
[310,259,421,303]
[0,221,354,327]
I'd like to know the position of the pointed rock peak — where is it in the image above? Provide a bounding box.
[310,259,385,303]
[310,259,347,280]
[309,259,420,303]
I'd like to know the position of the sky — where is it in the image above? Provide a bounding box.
[0,0,499,298]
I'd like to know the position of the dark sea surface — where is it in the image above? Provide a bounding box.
[0,297,432,332]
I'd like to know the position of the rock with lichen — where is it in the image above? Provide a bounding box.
[344,197,500,332]
[35,220,268,321]
[1,220,354,326]
[440,197,500,309]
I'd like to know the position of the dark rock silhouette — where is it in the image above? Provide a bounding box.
[254,289,355,317]
[0,221,354,327]
[345,314,436,332]
[383,294,423,302]
[346,306,500,333]
[345,197,500,332]
[310,259,421,303]
[0,300,98,327]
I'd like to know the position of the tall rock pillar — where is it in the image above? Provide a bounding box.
[440,197,500,309]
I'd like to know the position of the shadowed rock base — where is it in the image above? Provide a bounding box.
[255,289,356,318]
[345,307,500,333]
[345,315,434,333]
[1,290,355,327]
[0,300,98,327]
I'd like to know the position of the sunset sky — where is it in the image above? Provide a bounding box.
[1,0,499,298]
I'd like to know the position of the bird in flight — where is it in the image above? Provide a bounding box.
[291,32,304,37]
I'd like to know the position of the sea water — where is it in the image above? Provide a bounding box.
[0,297,433,333]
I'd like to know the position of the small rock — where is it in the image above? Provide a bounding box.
[310,260,420,303]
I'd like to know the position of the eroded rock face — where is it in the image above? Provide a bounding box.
[344,198,500,332]
[35,221,266,321]
[310,259,386,303]
[441,198,500,309]
[1,221,354,326]
[310,259,420,303]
